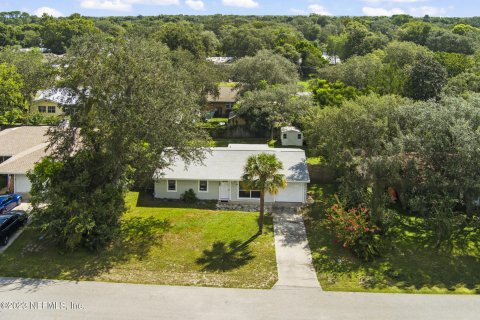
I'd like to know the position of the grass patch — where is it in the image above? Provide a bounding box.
[0,192,277,289]
[218,82,238,87]
[207,118,229,124]
[304,183,480,294]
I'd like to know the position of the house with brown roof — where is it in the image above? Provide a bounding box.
[206,85,240,118]
[0,126,50,195]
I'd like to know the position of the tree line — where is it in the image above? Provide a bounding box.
[0,11,475,253]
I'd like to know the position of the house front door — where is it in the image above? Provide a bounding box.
[219,181,230,201]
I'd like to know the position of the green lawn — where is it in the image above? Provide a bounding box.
[207,118,229,123]
[0,192,277,289]
[304,184,480,294]
[218,82,238,87]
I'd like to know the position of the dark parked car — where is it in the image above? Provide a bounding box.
[0,210,28,246]
[0,194,22,214]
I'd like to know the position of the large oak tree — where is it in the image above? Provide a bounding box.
[29,34,217,250]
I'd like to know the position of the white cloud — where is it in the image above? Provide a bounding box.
[222,0,259,9]
[80,0,180,12]
[409,6,448,16]
[81,0,131,11]
[185,0,205,10]
[363,0,426,3]
[308,4,332,16]
[362,7,405,16]
[290,8,307,15]
[33,6,64,17]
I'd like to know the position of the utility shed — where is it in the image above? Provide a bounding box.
[281,127,303,147]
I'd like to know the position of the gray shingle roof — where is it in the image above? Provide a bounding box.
[0,126,50,174]
[0,144,48,174]
[155,144,310,182]
[0,126,49,157]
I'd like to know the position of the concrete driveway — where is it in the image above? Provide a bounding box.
[272,210,320,289]
[0,277,479,320]
[0,202,32,254]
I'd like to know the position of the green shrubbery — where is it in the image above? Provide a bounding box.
[325,198,382,261]
[181,189,198,203]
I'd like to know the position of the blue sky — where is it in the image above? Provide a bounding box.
[1,1,478,17]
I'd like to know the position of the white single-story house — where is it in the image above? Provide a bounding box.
[153,144,310,203]
[0,126,50,195]
[281,126,304,147]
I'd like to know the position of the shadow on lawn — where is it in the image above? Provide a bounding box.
[2,216,172,283]
[196,234,259,271]
[307,211,480,292]
[305,183,480,293]
[64,216,172,279]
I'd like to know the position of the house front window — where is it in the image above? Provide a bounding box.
[47,106,56,113]
[199,180,208,192]
[167,180,176,192]
[225,103,232,110]
[298,133,302,139]
[238,183,260,199]
[38,106,47,113]
[283,133,287,139]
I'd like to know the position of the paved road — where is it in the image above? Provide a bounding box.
[272,210,320,289]
[0,277,478,320]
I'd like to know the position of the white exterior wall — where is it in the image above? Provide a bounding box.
[154,180,220,200]
[281,130,303,146]
[275,182,306,203]
[14,174,31,194]
[154,179,306,203]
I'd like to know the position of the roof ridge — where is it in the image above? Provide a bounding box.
[0,142,49,169]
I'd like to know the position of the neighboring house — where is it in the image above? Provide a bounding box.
[322,52,341,65]
[153,144,310,203]
[206,57,236,65]
[0,126,50,196]
[206,86,239,118]
[30,88,78,117]
[281,127,304,147]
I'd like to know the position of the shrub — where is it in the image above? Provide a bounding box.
[267,139,276,147]
[325,198,382,261]
[181,188,198,203]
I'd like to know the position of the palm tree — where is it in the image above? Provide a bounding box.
[242,153,287,234]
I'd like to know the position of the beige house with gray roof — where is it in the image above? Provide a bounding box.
[0,126,50,195]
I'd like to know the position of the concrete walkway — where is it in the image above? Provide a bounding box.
[0,277,479,320]
[272,210,321,289]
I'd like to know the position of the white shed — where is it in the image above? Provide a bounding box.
[281,127,303,147]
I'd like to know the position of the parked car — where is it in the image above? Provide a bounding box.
[0,210,28,246]
[0,194,22,214]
